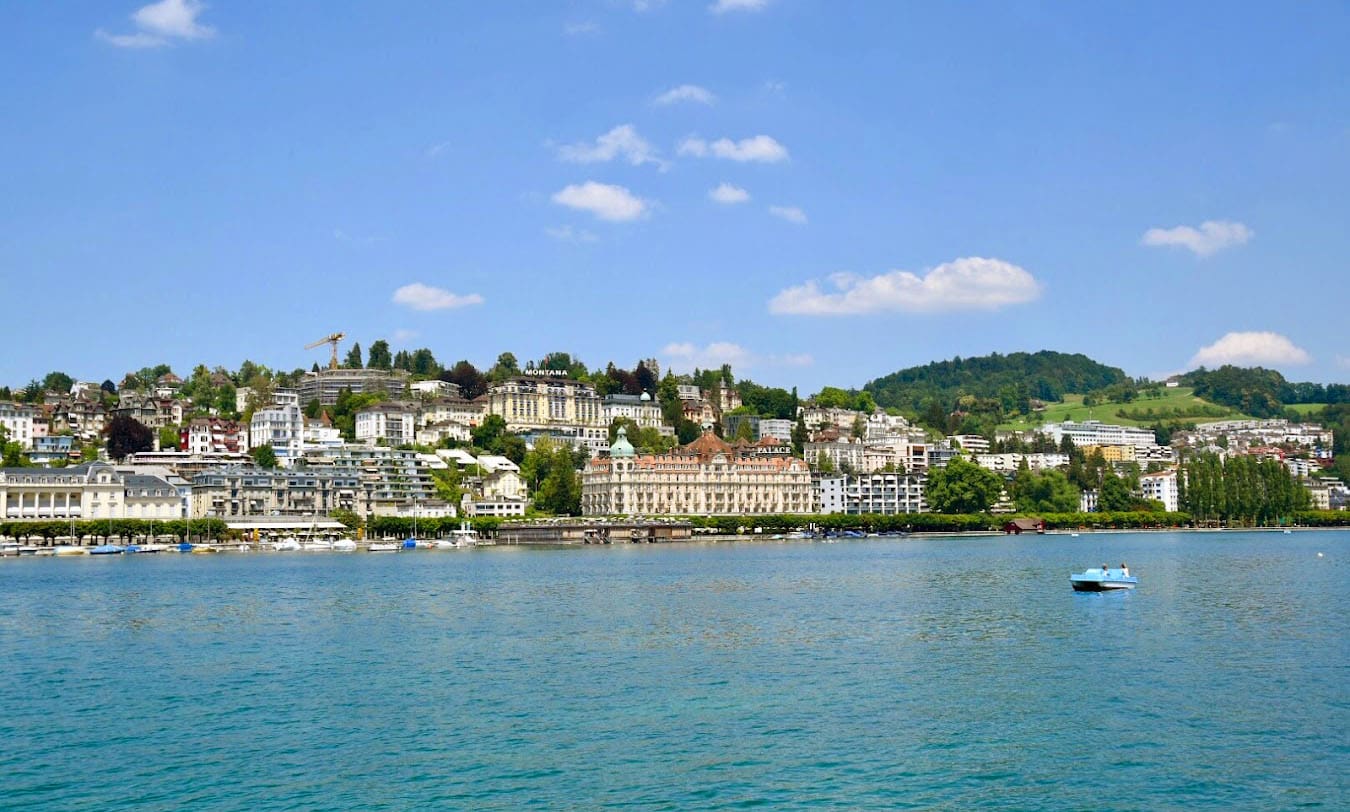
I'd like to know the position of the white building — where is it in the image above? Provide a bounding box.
[951,434,991,454]
[1044,420,1157,448]
[409,379,462,400]
[603,393,669,432]
[974,453,1070,473]
[805,436,865,473]
[0,462,181,521]
[182,417,250,455]
[420,397,487,429]
[817,473,927,515]
[249,391,304,468]
[758,418,795,442]
[1139,470,1179,512]
[0,402,38,449]
[355,403,418,446]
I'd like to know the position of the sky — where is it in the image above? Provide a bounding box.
[2,0,1349,394]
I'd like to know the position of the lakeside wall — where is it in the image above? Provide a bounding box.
[4,510,1347,545]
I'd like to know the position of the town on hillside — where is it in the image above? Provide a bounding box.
[1,346,1346,543]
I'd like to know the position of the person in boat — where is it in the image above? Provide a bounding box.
[1120,563,1129,577]
[1102,562,1109,573]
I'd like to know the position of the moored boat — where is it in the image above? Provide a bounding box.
[332,539,357,552]
[1070,564,1138,591]
[90,544,125,555]
[368,541,399,553]
[54,545,88,556]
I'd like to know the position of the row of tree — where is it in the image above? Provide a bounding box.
[1178,453,1310,525]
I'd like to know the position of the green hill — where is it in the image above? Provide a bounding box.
[998,386,1251,431]
[864,350,1129,414]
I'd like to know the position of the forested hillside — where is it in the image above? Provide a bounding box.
[1181,366,1350,418]
[863,351,1129,414]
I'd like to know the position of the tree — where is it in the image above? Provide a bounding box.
[1013,469,1080,513]
[442,360,487,399]
[367,340,393,371]
[472,414,509,451]
[158,425,181,451]
[105,415,154,461]
[410,348,440,377]
[521,440,582,515]
[43,371,74,394]
[791,414,808,457]
[635,362,657,395]
[100,379,118,395]
[251,443,278,469]
[925,458,1003,513]
[305,399,322,419]
[490,352,520,380]
[344,342,364,369]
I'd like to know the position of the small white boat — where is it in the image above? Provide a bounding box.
[434,538,458,550]
[302,539,335,551]
[332,539,357,552]
[272,537,302,552]
[0,541,21,557]
[368,541,399,553]
[450,523,480,548]
[54,545,88,556]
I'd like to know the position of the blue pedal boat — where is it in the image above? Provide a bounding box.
[1070,565,1138,591]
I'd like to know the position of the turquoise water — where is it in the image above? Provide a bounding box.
[1,530,1346,810]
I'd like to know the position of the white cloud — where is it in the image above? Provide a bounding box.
[654,84,716,106]
[663,341,813,372]
[768,205,807,224]
[544,225,599,244]
[563,21,599,36]
[392,283,485,312]
[1141,220,1253,257]
[425,141,451,158]
[1188,332,1311,368]
[392,329,419,344]
[709,183,750,204]
[769,257,1042,316]
[632,0,668,12]
[711,0,771,13]
[679,134,789,163]
[96,0,214,48]
[558,124,666,170]
[552,181,649,222]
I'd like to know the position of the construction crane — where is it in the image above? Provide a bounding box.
[304,332,346,370]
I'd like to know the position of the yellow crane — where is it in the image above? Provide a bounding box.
[304,332,346,370]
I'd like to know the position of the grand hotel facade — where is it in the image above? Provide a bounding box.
[581,428,813,516]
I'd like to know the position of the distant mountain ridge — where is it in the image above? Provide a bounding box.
[863,351,1130,413]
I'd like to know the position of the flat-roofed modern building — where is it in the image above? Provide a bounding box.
[298,368,410,406]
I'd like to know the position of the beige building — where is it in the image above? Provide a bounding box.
[488,376,607,452]
[582,428,812,516]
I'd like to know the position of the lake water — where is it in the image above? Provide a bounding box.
[1,530,1346,810]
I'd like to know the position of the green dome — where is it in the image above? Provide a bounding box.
[610,426,636,458]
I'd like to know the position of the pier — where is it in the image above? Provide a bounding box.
[494,521,693,545]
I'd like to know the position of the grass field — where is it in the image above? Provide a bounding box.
[1285,402,1331,416]
[998,386,1250,431]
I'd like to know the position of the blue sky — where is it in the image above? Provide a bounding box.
[3,0,1348,393]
